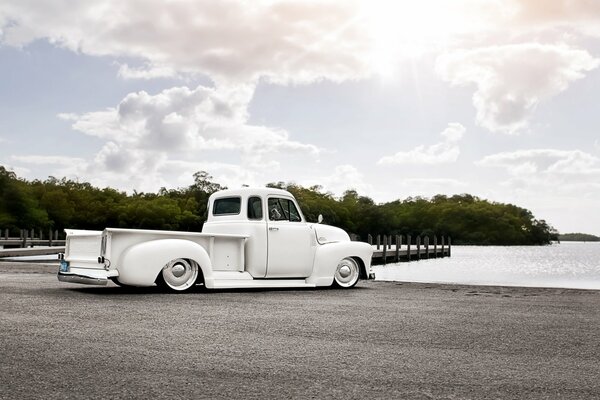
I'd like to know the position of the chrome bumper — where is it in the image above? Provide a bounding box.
[58,272,108,285]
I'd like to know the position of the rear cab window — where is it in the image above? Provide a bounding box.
[213,197,241,215]
[247,196,263,220]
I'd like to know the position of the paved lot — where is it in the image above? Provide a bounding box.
[1,264,600,399]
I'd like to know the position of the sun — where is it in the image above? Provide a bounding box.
[358,0,481,77]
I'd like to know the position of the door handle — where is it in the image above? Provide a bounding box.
[269,227,279,231]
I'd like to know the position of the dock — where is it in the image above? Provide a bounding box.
[368,234,451,264]
[0,246,65,259]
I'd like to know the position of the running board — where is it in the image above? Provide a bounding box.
[211,279,316,289]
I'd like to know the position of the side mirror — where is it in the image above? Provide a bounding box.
[317,214,323,224]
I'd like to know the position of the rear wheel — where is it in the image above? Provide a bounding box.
[333,257,360,288]
[158,258,199,292]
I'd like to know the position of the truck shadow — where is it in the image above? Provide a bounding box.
[66,284,371,295]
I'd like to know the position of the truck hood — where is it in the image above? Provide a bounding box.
[312,224,350,244]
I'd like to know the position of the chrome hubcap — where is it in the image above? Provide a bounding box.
[162,258,199,291]
[334,258,359,288]
[339,265,351,278]
[171,264,185,277]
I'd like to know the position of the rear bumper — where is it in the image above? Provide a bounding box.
[57,264,118,286]
[58,272,109,285]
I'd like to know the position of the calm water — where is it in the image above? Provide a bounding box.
[373,242,600,290]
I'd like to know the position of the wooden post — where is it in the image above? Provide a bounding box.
[424,236,429,259]
[376,235,381,250]
[395,235,401,262]
[406,234,411,261]
[22,230,27,248]
[4,228,8,240]
[416,236,421,260]
[433,236,438,258]
[19,229,23,240]
[367,234,373,245]
[30,229,34,241]
[49,229,53,247]
[448,236,452,257]
[54,230,59,241]
[382,235,387,265]
[388,235,392,249]
[441,236,445,258]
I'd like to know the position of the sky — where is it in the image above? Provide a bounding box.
[1,0,599,235]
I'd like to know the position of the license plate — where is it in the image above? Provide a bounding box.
[59,260,69,272]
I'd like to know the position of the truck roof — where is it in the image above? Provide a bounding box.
[208,187,294,200]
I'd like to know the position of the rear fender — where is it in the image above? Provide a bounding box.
[117,239,212,286]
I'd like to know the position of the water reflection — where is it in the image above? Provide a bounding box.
[373,242,600,290]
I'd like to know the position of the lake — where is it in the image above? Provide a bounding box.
[373,241,600,290]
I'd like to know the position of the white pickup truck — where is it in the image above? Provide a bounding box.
[58,187,374,291]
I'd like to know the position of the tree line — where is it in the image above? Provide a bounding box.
[0,166,557,245]
[558,233,600,242]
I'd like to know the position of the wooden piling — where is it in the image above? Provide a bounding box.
[416,236,421,260]
[448,236,452,257]
[376,235,381,250]
[49,228,53,247]
[406,235,411,261]
[3,229,7,240]
[54,230,59,241]
[22,230,27,248]
[441,236,445,258]
[382,236,387,265]
[395,235,401,262]
[424,236,429,259]
[367,234,373,245]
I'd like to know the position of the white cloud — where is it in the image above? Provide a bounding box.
[49,84,320,191]
[437,43,599,134]
[0,0,371,85]
[304,164,373,197]
[117,63,177,80]
[508,0,600,36]
[478,149,600,176]
[378,123,465,165]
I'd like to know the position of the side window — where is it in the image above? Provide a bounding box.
[213,197,241,215]
[268,198,302,222]
[247,196,263,220]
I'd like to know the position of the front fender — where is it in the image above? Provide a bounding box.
[307,241,373,286]
[117,239,212,286]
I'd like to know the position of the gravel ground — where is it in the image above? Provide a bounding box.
[1,263,599,399]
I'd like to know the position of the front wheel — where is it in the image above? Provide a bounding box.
[333,257,360,288]
[157,258,199,292]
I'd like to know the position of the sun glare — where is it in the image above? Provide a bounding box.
[359,0,479,78]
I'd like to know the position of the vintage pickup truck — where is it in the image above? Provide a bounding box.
[58,187,374,291]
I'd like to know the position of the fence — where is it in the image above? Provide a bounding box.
[0,228,66,248]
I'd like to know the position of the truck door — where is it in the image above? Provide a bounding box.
[266,196,314,278]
